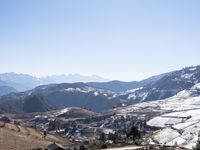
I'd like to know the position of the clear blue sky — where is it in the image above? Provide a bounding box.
[0,0,200,81]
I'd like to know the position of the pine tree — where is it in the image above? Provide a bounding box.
[79,145,86,150]
[126,125,141,144]
[99,132,106,143]
[108,132,119,143]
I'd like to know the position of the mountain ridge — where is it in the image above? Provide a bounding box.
[0,73,109,92]
[0,82,122,113]
[0,65,200,114]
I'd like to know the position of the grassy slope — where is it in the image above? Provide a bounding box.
[0,122,70,150]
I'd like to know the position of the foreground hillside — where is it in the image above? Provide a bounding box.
[0,122,70,150]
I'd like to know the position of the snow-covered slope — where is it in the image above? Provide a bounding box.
[145,83,200,149]
[106,83,200,149]
[112,83,200,114]
[148,107,200,146]
[118,66,200,104]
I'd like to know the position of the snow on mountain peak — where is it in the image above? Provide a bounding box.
[189,67,197,71]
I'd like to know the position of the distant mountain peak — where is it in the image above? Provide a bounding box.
[0,73,109,92]
[41,74,110,83]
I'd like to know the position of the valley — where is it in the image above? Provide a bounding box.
[0,66,200,149]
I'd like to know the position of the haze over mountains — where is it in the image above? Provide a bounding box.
[0,65,199,114]
[0,73,109,93]
[0,71,170,95]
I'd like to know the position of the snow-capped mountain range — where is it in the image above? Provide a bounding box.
[0,73,109,92]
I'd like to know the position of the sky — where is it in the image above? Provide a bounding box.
[0,0,200,81]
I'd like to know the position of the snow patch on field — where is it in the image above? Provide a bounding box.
[167,137,186,146]
[94,91,99,96]
[153,128,180,144]
[147,117,183,128]
[105,83,200,149]
[148,107,200,149]
[173,121,199,130]
[125,87,143,93]
[113,83,200,149]
[103,128,115,134]
[56,108,70,116]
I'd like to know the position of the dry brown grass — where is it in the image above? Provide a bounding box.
[0,122,70,150]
